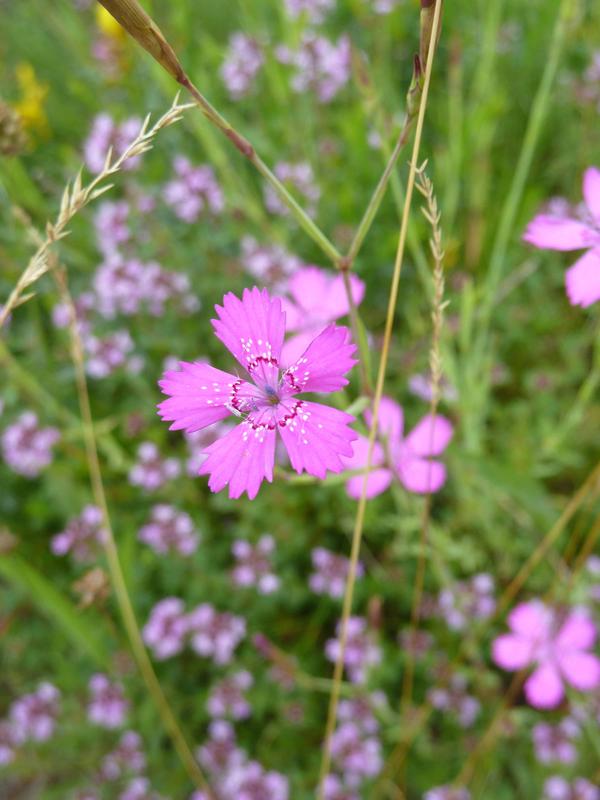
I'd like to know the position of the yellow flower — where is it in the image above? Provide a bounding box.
[95,5,127,41]
[13,63,49,135]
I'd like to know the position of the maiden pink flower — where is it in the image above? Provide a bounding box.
[281,267,365,365]
[523,167,600,307]
[492,601,600,709]
[342,397,453,498]
[158,287,357,500]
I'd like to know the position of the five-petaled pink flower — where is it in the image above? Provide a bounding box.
[523,167,600,307]
[281,267,365,365]
[342,396,453,498]
[158,287,357,499]
[492,600,600,709]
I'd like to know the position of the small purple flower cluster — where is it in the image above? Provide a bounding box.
[1,411,60,478]
[84,113,141,174]
[436,573,496,631]
[194,721,288,800]
[325,694,384,794]
[207,671,253,720]
[142,598,246,665]
[427,673,480,728]
[310,547,363,599]
[51,504,107,562]
[240,236,300,292]
[284,0,334,23]
[100,730,146,781]
[532,718,580,765]
[231,535,279,594]
[164,156,224,223]
[542,776,600,800]
[128,442,181,492]
[325,617,381,683]
[93,253,199,319]
[276,34,351,103]
[9,682,60,745]
[138,504,199,557]
[87,674,129,729]
[221,33,264,99]
[264,161,321,218]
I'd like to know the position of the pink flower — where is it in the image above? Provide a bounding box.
[281,267,365,365]
[158,287,358,500]
[231,535,279,593]
[523,167,600,307]
[84,114,141,174]
[221,33,264,100]
[87,674,129,729]
[492,601,600,709]
[343,397,453,498]
[142,598,188,660]
[206,670,253,720]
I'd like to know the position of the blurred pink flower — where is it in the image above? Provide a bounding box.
[84,113,141,174]
[264,161,320,218]
[87,674,129,729]
[231,535,279,593]
[281,266,365,365]
[342,397,453,498]
[492,601,600,709]
[276,34,351,103]
[164,156,224,222]
[206,670,253,720]
[221,33,264,99]
[158,287,357,499]
[523,167,600,307]
[138,505,199,557]
[10,682,60,743]
[142,597,188,660]
[1,411,60,478]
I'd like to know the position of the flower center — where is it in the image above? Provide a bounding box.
[264,386,280,406]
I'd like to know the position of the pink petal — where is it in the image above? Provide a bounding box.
[286,267,365,321]
[523,215,596,251]
[287,267,331,316]
[583,166,600,223]
[558,652,600,692]
[366,396,404,443]
[323,272,365,319]
[404,414,453,457]
[507,600,553,639]
[342,434,391,499]
[565,249,600,308]
[492,634,534,671]
[211,287,286,377]
[555,610,597,651]
[346,468,393,500]
[198,422,276,500]
[397,455,446,494]
[280,297,304,331]
[283,324,357,394]
[157,362,240,432]
[524,663,564,709]
[282,329,320,367]
[279,400,357,479]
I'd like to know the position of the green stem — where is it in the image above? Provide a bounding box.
[181,78,342,264]
[345,113,414,267]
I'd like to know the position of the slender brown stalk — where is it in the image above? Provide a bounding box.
[316,2,444,795]
[53,267,214,797]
